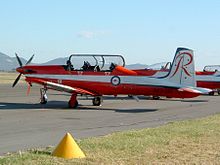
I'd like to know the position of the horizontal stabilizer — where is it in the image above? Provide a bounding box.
[178,87,212,95]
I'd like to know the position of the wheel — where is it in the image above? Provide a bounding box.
[218,90,220,95]
[128,95,133,98]
[152,96,160,100]
[68,100,78,108]
[209,91,215,96]
[92,97,102,106]
[40,100,47,104]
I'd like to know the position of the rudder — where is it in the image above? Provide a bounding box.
[166,47,196,87]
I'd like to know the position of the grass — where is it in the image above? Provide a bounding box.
[0,72,24,84]
[1,114,220,164]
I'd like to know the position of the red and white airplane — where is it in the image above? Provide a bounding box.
[196,65,220,95]
[137,61,220,95]
[12,47,211,108]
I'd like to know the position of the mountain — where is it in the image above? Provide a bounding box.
[41,57,68,65]
[125,63,148,69]
[0,52,27,71]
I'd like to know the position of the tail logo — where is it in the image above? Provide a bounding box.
[170,52,193,78]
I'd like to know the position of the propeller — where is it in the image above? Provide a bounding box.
[12,53,34,87]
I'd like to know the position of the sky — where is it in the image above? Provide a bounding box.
[0,0,220,69]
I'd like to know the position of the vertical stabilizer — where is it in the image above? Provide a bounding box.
[166,47,196,87]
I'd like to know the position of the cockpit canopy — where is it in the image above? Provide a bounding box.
[67,54,125,71]
[203,65,220,72]
[146,62,171,71]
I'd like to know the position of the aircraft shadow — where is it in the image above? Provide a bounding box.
[0,101,158,113]
[157,98,209,103]
[0,101,68,110]
[48,94,209,103]
[180,100,209,103]
[78,107,157,113]
[79,96,209,103]
[115,109,157,113]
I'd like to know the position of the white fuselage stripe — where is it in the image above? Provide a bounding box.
[25,74,181,88]
[139,71,220,82]
[196,75,220,82]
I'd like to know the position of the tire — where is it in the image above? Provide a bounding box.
[92,97,102,106]
[209,91,215,96]
[218,90,220,95]
[40,100,47,104]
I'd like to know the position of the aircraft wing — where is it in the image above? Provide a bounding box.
[27,78,96,96]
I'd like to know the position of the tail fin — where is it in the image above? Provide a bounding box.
[166,47,196,87]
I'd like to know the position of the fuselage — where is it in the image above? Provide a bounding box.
[196,71,220,89]
[19,65,201,98]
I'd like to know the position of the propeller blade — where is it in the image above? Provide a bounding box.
[12,73,22,87]
[15,53,23,67]
[25,54,34,65]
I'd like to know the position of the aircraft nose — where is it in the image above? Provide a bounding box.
[16,67,24,73]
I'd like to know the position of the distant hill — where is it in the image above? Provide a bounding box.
[41,57,68,65]
[0,52,27,71]
[0,52,148,71]
[125,63,148,69]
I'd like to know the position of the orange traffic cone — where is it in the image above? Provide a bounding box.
[52,132,85,159]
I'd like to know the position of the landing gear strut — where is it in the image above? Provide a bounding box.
[68,94,78,108]
[92,96,102,106]
[40,88,48,104]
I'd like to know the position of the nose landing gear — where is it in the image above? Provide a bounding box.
[40,88,48,104]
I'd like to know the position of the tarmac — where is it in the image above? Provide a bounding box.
[0,84,220,155]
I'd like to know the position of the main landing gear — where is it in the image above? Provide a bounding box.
[208,89,220,96]
[68,95,103,109]
[40,88,48,104]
